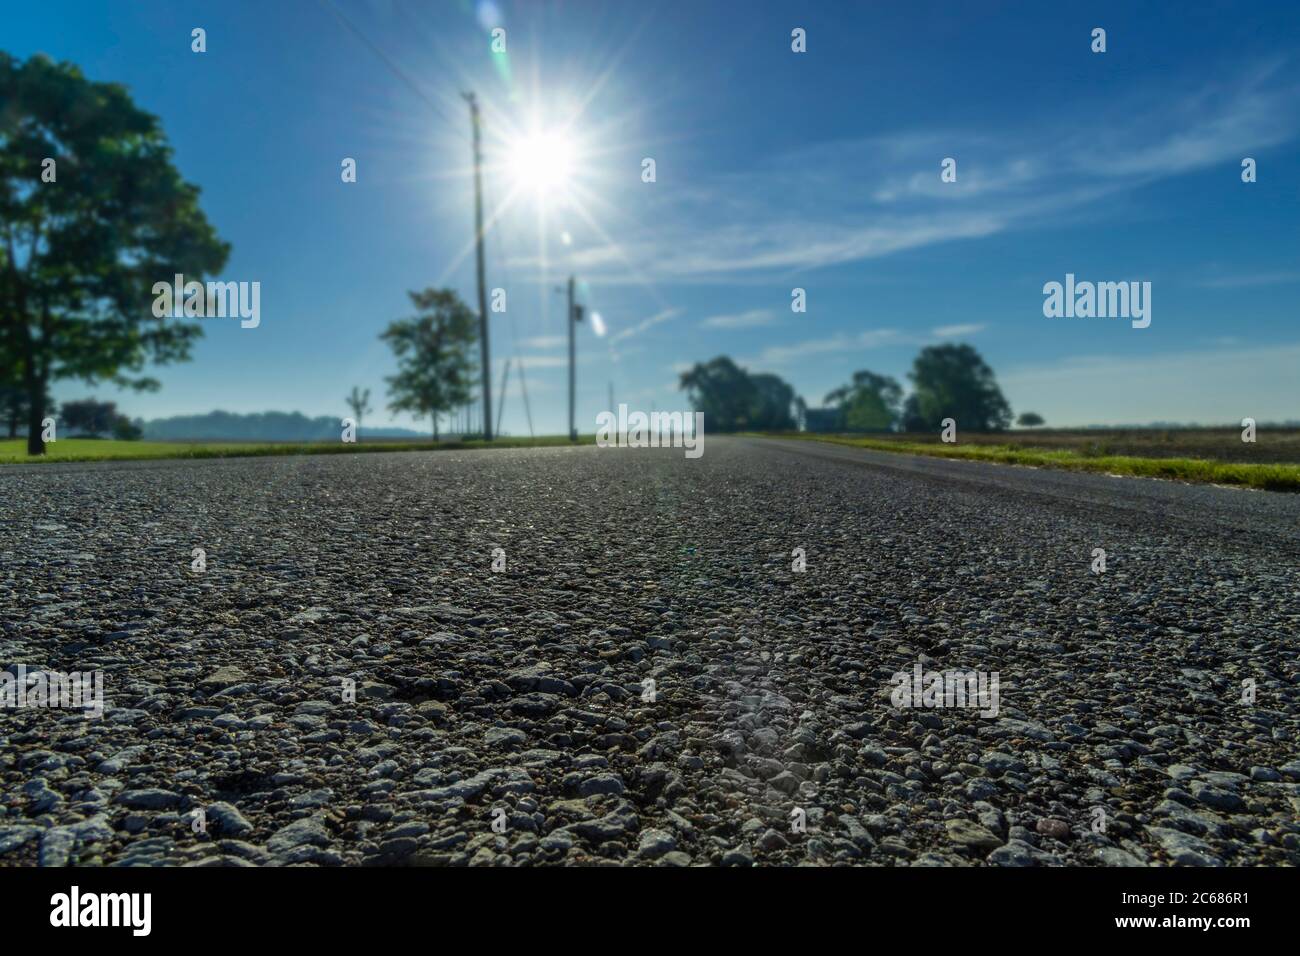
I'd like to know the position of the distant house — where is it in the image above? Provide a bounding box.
[802,408,844,433]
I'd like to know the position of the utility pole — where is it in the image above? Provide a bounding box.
[463,91,493,441]
[567,275,576,441]
[557,275,583,440]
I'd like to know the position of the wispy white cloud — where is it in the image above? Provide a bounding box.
[510,354,569,369]
[1067,60,1295,178]
[609,306,684,344]
[744,328,904,366]
[933,323,986,338]
[740,321,992,369]
[512,353,606,370]
[560,213,1006,280]
[510,62,1300,282]
[520,335,566,349]
[701,308,778,329]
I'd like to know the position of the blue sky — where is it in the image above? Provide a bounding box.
[8,0,1300,431]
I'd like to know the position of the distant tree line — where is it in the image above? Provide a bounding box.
[680,343,1039,434]
[141,409,427,441]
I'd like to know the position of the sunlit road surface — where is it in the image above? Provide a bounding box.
[2,437,1297,866]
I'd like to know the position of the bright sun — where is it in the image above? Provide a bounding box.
[506,130,576,196]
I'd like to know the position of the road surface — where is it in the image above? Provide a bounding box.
[2,437,1297,866]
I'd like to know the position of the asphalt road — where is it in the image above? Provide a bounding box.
[2,437,1297,866]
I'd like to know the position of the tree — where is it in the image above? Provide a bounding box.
[59,396,139,439]
[1016,411,1045,428]
[110,414,142,441]
[749,372,798,430]
[59,398,118,436]
[678,357,800,432]
[903,343,1012,432]
[825,370,904,432]
[0,53,229,455]
[345,386,372,438]
[380,289,478,440]
[0,381,53,438]
[679,356,758,432]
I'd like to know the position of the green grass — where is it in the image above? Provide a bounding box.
[768,432,1300,493]
[0,435,591,465]
[787,425,1300,464]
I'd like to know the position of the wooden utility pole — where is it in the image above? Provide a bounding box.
[567,275,576,441]
[463,91,493,441]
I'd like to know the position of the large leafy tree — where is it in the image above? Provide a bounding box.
[679,357,800,432]
[902,343,1012,432]
[59,397,118,436]
[111,413,142,441]
[1,53,229,454]
[825,369,904,432]
[678,356,757,432]
[0,380,52,438]
[380,289,478,440]
[748,372,797,431]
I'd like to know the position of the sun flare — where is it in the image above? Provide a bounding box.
[506,129,577,197]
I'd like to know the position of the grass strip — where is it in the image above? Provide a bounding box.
[0,435,591,465]
[765,432,1300,493]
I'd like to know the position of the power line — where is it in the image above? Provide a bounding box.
[496,358,511,437]
[316,0,459,128]
[517,357,535,438]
